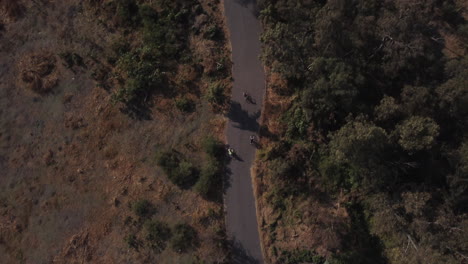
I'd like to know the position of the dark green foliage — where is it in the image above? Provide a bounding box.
[283,106,308,139]
[258,1,468,262]
[301,58,362,130]
[201,136,224,158]
[110,2,196,118]
[156,151,198,188]
[133,199,154,218]
[171,223,198,253]
[194,159,221,199]
[204,24,223,41]
[115,0,140,27]
[328,117,390,170]
[59,52,84,68]
[196,136,225,199]
[145,220,172,253]
[318,156,360,192]
[335,203,387,264]
[172,161,198,187]
[175,97,195,112]
[374,96,401,123]
[395,116,439,152]
[124,234,140,249]
[156,151,179,174]
[206,82,226,106]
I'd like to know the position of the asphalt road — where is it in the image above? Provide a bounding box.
[223,0,265,263]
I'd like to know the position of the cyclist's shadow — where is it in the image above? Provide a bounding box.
[229,153,244,162]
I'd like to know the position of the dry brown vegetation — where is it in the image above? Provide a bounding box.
[0,0,231,263]
[254,70,349,262]
[0,0,24,21]
[19,52,59,94]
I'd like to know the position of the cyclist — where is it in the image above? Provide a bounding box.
[228,147,235,157]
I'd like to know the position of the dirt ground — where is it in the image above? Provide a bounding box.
[0,0,230,263]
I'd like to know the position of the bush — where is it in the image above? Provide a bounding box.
[156,151,180,175]
[204,24,224,40]
[157,151,198,188]
[202,136,224,158]
[206,82,226,106]
[194,159,221,198]
[171,161,198,188]
[115,0,140,27]
[145,220,172,253]
[175,97,195,112]
[124,234,139,249]
[133,199,154,218]
[59,52,84,68]
[171,223,198,253]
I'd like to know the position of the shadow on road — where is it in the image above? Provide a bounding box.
[223,165,232,195]
[227,101,261,132]
[234,0,260,17]
[229,239,261,264]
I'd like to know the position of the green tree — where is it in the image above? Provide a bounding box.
[133,199,154,218]
[400,85,433,116]
[329,117,389,168]
[374,95,401,122]
[302,58,361,130]
[194,159,221,199]
[326,117,392,188]
[171,223,198,253]
[145,220,172,253]
[202,136,224,158]
[395,116,439,152]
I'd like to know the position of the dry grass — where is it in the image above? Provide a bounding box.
[254,68,350,263]
[19,52,59,94]
[0,0,230,263]
[0,0,23,21]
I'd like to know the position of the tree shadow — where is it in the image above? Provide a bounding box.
[234,0,260,17]
[223,165,233,195]
[228,239,262,264]
[227,100,261,132]
[259,124,279,141]
[120,102,153,120]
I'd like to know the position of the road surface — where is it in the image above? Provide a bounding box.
[223,0,265,263]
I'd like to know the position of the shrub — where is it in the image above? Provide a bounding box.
[175,97,195,112]
[194,159,221,198]
[171,223,198,253]
[171,161,198,188]
[157,151,198,188]
[396,116,440,152]
[133,199,153,218]
[115,0,140,27]
[204,24,223,40]
[139,4,158,26]
[202,136,224,158]
[206,82,226,106]
[145,220,172,253]
[59,52,84,68]
[156,151,180,175]
[124,234,139,249]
